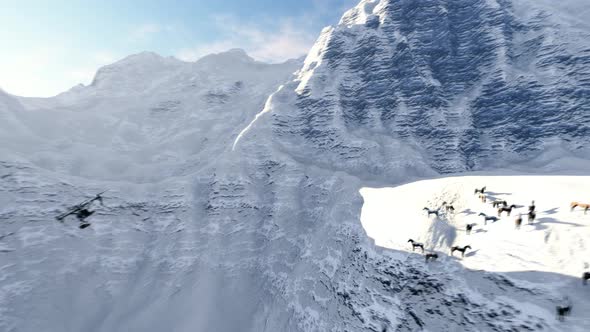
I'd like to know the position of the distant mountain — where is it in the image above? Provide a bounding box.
[4,49,300,182]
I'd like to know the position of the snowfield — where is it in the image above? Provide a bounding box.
[361,175,590,329]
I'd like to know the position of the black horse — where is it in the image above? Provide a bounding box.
[528,200,536,213]
[583,272,590,285]
[478,213,499,225]
[466,223,476,235]
[425,253,438,262]
[451,245,472,257]
[474,186,486,195]
[492,200,507,208]
[528,211,536,224]
[498,204,517,217]
[423,207,439,217]
[408,239,425,253]
[556,305,572,321]
[442,201,455,213]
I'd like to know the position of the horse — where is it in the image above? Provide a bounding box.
[466,223,476,235]
[451,245,472,257]
[479,194,487,203]
[497,204,517,217]
[492,200,507,208]
[528,200,536,213]
[474,186,486,195]
[425,253,438,262]
[478,213,499,225]
[556,305,572,321]
[423,207,439,217]
[583,272,590,285]
[408,239,425,253]
[442,201,455,213]
[571,202,590,214]
[528,211,536,224]
[515,214,523,229]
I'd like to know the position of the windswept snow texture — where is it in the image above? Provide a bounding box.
[2,0,590,332]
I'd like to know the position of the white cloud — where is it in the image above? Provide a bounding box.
[176,16,316,63]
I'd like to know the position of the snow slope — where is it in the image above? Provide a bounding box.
[361,176,590,276]
[361,176,590,330]
[0,50,303,332]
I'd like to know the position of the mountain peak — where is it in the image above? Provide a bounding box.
[109,51,181,68]
[195,48,256,66]
[90,51,182,90]
[339,0,384,26]
[225,48,249,57]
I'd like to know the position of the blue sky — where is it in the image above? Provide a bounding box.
[0,0,358,97]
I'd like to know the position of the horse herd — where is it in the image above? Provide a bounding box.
[408,185,589,322]
[407,238,472,261]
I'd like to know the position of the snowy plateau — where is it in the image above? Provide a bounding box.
[1,0,590,331]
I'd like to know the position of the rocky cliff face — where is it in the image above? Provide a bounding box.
[239,0,590,177]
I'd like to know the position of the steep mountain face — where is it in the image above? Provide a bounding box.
[0,51,301,331]
[2,1,590,332]
[239,0,590,177]
[221,0,590,330]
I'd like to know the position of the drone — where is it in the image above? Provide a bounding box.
[55,190,107,229]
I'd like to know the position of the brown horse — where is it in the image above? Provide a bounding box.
[571,202,590,214]
[515,214,523,229]
[479,194,487,203]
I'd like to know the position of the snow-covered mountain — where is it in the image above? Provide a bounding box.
[1,0,590,331]
[3,50,300,182]
[237,0,590,178]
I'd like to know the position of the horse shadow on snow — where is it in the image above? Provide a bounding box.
[534,217,583,228]
[460,208,477,216]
